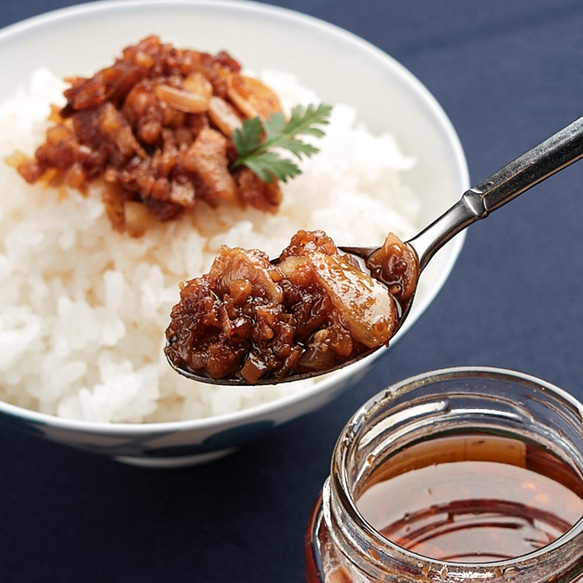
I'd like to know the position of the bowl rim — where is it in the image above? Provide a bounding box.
[0,0,469,433]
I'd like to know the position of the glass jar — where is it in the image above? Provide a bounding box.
[305,367,583,582]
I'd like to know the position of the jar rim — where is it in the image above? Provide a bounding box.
[330,365,583,577]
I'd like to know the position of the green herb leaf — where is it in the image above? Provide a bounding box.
[263,111,287,142]
[231,103,332,183]
[243,152,302,184]
[232,117,264,158]
[284,139,320,160]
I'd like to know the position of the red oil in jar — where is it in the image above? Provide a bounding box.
[357,433,583,563]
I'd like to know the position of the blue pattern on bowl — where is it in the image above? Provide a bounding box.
[140,420,277,457]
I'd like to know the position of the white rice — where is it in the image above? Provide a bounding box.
[0,68,420,423]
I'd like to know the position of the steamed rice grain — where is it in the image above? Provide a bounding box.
[0,68,420,423]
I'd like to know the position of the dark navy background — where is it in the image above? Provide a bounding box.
[2,1,583,581]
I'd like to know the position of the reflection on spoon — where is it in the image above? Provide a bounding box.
[166,115,583,386]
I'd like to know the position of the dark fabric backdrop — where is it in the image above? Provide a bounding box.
[2,1,583,581]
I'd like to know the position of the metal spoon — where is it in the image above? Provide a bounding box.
[167,115,583,385]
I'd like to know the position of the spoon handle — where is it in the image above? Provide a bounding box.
[409,116,583,270]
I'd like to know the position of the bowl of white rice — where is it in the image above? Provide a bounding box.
[0,0,468,467]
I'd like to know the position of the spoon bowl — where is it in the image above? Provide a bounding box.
[168,115,583,386]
